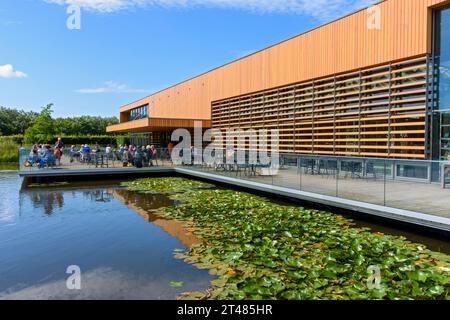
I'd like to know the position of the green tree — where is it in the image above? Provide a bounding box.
[54,116,119,135]
[0,107,38,135]
[0,106,119,138]
[23,104,56,145]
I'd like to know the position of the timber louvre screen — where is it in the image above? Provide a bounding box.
[212,56,432,159]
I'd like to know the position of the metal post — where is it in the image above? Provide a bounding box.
[336,158,340,197]
[383,159,387,206]
[428,162,432,184]
[393,160,397,181]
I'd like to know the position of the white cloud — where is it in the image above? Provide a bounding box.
[0,64,28,78]
[43,0,379,22]
[0,267,209,300]
[76,81,150,94]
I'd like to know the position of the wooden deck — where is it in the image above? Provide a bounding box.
[261,168,450,218]
[177,168,450,233]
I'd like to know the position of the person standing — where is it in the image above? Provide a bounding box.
[53,147,62,166]
[135,146,144,168]
[55,137,64,150]
[167,142,174,157]
[122,147,130,167]
[105,145,112,160]
[145,145,152,167]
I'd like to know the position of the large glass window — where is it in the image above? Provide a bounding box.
[433,7,450,160]
[442,112,450,160]
[129,104,149,121]
[435,7,450,110]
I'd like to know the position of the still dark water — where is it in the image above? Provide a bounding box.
[0,173,211,300]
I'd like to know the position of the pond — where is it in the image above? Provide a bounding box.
[0,172,212,300]
[0,172,449,300]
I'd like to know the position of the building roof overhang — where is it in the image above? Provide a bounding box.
[106,118,212,133]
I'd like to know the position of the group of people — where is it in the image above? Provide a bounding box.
[27,138,65,168]
[25,138,171,169]
[69,143,106,162]
[118,144,159,168]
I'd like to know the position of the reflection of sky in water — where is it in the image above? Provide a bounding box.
[0,174,211,300]
[0,174,20,223]
[1,267,205,300]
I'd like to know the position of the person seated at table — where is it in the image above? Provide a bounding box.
[53,147,62,166]
[69,145,79,163]
[30,144,39,164]
[92,144,100,153]
[39,145,55,168]
[38,144,45,158]
[81,144,91,162]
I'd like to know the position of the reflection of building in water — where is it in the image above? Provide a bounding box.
[113,189,201,248]
[81,190,113,203]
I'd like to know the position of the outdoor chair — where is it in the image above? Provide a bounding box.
[94,153,109,168]
[324,160,338,177]
[235,163,256,177]
[302,159,316,175]
[259,165,279,176]
[214,163,226,171]
[343,161,362,179]
[365,162,377,180]
[80,152,91,164]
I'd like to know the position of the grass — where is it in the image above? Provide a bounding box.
[0,140,19,163]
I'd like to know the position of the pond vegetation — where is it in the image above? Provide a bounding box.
[0,140,19,163]
[0,163,17,171]
[122,177,450,300]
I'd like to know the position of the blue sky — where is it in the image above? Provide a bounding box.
[0,0,376,117]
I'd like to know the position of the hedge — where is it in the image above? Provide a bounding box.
[0,135,23,144]
[0,135,129,147]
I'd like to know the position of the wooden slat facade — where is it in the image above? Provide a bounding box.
[212,56,430,159]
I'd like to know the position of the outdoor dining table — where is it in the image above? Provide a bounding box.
[92,153,109,168]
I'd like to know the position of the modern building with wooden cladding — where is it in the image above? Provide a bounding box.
[107,0,450,160]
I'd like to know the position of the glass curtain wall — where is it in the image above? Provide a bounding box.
[129,105,149,121]
[434,6,450,160]
[130,133,152,146]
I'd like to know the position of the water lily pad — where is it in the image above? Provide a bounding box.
[170,281,184,288]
